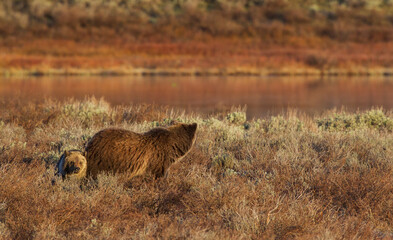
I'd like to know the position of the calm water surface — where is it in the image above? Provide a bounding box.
[1,76,392,118]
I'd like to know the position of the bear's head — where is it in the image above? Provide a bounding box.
[56,150,87,180]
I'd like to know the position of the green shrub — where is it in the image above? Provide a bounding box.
[317,109,393,131]
[212,153,235,170]
[226,111,246,124]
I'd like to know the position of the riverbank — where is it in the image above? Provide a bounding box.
[2,38,393,77]
[2,0,393,76]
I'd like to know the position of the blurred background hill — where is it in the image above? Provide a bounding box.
[1,0,393,75]
[1,0,393,43]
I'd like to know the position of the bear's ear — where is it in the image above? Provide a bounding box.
[82,151,87,157]
[56,152,66,176]
[187,123,197,137]
[64,150,70,157]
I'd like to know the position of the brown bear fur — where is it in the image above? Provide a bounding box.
[56,150,87,180]
[85,123,197,179]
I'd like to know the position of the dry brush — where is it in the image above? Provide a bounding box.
[0,98,393,239]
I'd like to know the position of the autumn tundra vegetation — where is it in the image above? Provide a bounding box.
[0,98,392,239]
[1,0,393,239]
[1,0,393,75]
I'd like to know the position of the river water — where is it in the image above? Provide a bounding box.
[1,76,392,118]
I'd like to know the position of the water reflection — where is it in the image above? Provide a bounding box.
[1,76,392,118]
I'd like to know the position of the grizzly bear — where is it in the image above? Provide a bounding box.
[56,150,87,180]
[85,123,197,179]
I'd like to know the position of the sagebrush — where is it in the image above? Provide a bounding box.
[0,98,392,239]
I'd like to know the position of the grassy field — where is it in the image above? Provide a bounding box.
[2,0,393,76]
[0,98,393,239]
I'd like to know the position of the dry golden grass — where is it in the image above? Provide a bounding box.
[0,98,393,239]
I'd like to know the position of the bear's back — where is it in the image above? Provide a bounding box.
[85,123,197,179]
[85,128,148,178]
